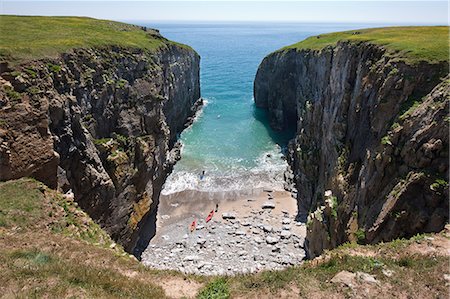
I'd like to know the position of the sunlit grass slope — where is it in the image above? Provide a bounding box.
[0,15,189,62]
[282,26,449,63]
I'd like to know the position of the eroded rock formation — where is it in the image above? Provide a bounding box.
[254,41,449,258]
[0,40,200,253]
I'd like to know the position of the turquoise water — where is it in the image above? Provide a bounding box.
[138,22,386,193]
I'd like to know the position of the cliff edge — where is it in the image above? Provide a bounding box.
[254,26,449,258]
[0,16,201,253]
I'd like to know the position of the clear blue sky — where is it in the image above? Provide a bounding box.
[2,1,448,23]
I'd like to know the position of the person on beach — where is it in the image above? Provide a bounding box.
[215,203,219,212]
[200,170,205,180]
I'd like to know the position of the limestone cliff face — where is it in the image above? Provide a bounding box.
[254,41,449,258]
[0,42,200,252]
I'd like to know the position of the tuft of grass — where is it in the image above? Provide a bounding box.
[197,277,230,299]
[281,26,449,64]
[47,63,61,73]
[381,135,392,146]
[355,228,366,244]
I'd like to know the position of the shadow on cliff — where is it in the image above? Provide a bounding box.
[252,105,296,150]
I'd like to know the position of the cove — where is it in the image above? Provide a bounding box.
[140,22,372,194]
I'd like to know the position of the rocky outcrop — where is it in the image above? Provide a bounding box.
[254,41,449,258]
[0,38,200,253]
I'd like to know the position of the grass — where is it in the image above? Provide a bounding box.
[197,277,230,299]
[281,26,449,64]
[0,15,192,62]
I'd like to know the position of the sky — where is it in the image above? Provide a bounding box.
[1,1,448,23]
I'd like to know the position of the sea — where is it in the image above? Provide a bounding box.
[131,22,392,195]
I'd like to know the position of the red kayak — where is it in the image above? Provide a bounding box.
[189,219,197,232]
[205,209,214,223]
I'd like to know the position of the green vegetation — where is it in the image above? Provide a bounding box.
[47,63,61,73]
[116,78,128,89]
[381,135,392,146]
[430,178,448,191]
[197,277,230,299]
[94,137,113,146]
[0,15,191,62]
[355,228,366,244]
[282,26,449,64]
[330,196,338,220]
[4,85,22,102]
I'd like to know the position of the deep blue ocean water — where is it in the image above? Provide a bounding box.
[133,22,389,193]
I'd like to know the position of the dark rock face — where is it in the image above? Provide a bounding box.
[254,41,449,258]
[0,44,200,252]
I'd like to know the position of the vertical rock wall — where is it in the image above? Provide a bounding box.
[254,41,449,258]
[0,44,200,253]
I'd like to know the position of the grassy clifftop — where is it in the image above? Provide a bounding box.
[0,15,190,62]
[282,26,449,64]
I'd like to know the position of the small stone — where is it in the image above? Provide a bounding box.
[196,225,205,230]
[263,225,273,233]
[263,188,273,193]
[161,214,170,220]
[238,250,247,256]
[331,271,356,287]
[282,218,291,224]
[109,242,116,249]
[197,238,207,245]
[254,236,263,243]
[235,230,246,236]
[171,248,184,253]
[222,212,236,219]
[282,225,291,230]
[382,269,394,277]
[356,272,378,284]
[266,236,279,244]
[280,230,291,239]
[262,201,275,209]
[183,255,199,262]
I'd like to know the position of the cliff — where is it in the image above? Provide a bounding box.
[254,26,449,258]
[0,16,201,253]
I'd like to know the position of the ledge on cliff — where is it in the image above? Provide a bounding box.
[281,26,449,64]
[0,15,194,62]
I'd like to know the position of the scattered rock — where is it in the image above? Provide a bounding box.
[331,271,356,287]
[183,255,199,262]
[356,272,378,284]
[222,212,236,219]
[280,230,291,239]
[266,236,279,244]
[262,201,275,209]
[382,268,394,277]
[197,238,206,245]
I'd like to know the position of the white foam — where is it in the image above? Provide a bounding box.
[162,144,288,195]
